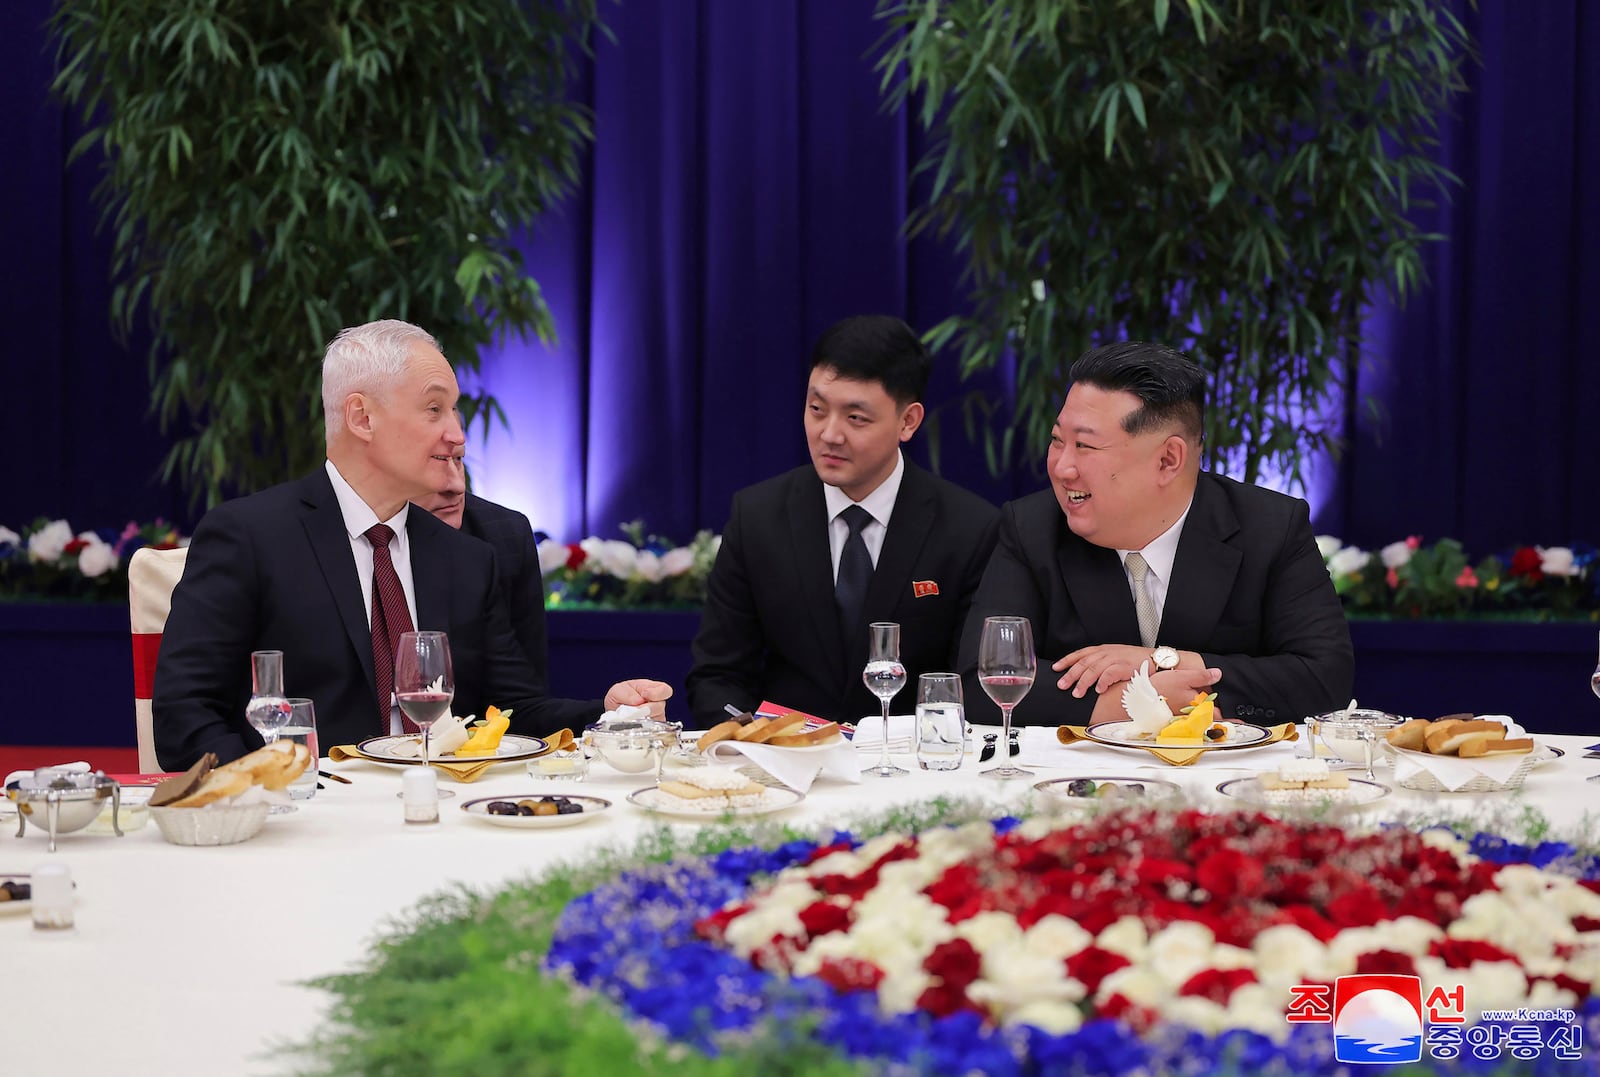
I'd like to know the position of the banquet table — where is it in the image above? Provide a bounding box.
[7,728,1598,1074]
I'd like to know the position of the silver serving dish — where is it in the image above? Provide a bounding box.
[7,768,124,852]
[583,716,682,774]
[1307,708,1405,778]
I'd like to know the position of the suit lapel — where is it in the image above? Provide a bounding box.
[297,470,376,695]
[1056,530,1142,645]
[408,512,450,632]
[861,464,934,629]
[787,472,844,675]
[1161,477,1241,646]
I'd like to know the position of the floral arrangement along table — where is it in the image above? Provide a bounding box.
[301,801,1600,1076]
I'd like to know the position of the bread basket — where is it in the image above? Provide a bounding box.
[1389,745,1538,794]
[149,803,270,846]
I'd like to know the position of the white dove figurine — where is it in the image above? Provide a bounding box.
[1120,660,1175,738]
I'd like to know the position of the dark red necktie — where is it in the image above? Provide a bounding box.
[366,523,417,733]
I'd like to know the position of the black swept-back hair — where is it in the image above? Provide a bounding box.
[809,315,931,408]
[1068,341,1206,442]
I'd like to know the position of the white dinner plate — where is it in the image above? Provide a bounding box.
[459,794,611,829]
[1084,719,1274,752]
[1033,775,1184,805]
[1216,775,1390,812]
[627,785,804,819]
[354,734,548,767]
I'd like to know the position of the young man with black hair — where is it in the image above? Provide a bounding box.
[687,315,999,728]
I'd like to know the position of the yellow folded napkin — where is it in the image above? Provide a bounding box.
[1056,722,1298,767]
[328,729,573,783]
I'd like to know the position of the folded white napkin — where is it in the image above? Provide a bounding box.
[706,739,862,793]
[852,715,916,752]
[1016,727,1301,772]
[4,760,91,789]
[1391,746,1534,792]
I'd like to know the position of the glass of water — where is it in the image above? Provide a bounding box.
[916,673,965,771]
[282,698,319,801]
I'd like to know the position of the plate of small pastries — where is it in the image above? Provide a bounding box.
[1216,758,1389,812]
[628,767,805,818]
[695,711,845,754]
[459,794,612,829]
[1383,715,1559,793]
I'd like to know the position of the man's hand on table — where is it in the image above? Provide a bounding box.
[604,679,674,719]
[1086,666,1222,725]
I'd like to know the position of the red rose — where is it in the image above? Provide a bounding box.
[1179,967,1257,1005]
[924,864,983,913]
[1098,992,1159,1033]
[1326,883,1388,928]
[564,543,587,570]
[1195,848,1266,902]
[695,902,748,942]
[916,980,980,1019]
[1531,972,1590,998]
[1355,950,1419,978]
[923,937,983,991]
[1509,546,1544,581]
[1134,857,1195,889]
[816,956,885,993]
[804,841,855,865]
[62,538,89,555]
[1429,937,1518,969]
[1064,946,1132,994]
[1572,916,1600,933]
[798,900,851,939]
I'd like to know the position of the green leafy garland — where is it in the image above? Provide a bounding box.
[283,797,1599,1075]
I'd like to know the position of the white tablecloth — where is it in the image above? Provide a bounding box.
[7,730,1597,1073]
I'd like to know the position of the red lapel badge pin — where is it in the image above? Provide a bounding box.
[912,580,940,598]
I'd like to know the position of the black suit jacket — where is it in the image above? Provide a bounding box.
[687,462,999,727]
[154,469,578,769]
[460,494,601,728]
[958,473,1353,726]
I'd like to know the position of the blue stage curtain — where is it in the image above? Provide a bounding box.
[6,0,1598,552]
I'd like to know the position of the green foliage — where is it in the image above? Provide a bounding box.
[51,0,602,507]
[876,0,1473,486]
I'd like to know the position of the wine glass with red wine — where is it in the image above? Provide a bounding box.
[394,630,457,799]
[977,616,1036,780]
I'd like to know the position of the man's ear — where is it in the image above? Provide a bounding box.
[898,400,925,442]
[1155,433,1188,482]
[345,394,375,443]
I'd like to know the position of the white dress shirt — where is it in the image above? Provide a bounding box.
[325,460,418,734]
[824,451,905,580]
[1116,498,1194,635]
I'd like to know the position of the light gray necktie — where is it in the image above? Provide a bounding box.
[1125,551,1159,649]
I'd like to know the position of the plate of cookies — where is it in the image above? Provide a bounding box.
[627,768,805,818]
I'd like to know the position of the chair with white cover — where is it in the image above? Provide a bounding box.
[129,546,189,773]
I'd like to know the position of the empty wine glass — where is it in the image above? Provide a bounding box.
[977,616,1036,780]
[245,650,295,813]
[862,622,908,778]
[394,630,457,800]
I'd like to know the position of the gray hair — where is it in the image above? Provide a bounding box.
[321,320,443,440]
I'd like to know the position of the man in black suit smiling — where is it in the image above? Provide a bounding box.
[154,319,668,768]
[687,315,998,728]
[958,341,1353,727]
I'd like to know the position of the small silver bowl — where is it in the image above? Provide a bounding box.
[583,717,682,774]
[7,768,124,852]
[1309,708,1405,765]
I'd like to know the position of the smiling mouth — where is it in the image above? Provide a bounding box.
[1064,489,1089,505]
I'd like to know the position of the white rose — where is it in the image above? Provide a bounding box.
[1327,547,1371,576]
[634,550,665,583]
[1315,534,1342,559]
[1023,915,1094,962]
[1380,540,1414,569]
[27,519,73,561]
[1095,965,1172,1009]
[1251,925,1342,986]
[537,539,570,575]
[1009,999,1083,1036]
[660,547,695,576]
[1227,983,1296,1042]
[583,538,639,578]
[78,541,118,578]
[1540,546,1578,577]
[1095,916,1150,960]
[1145,921,1217,988]
[1165,996,1230,1035]
[955,911,1025,958]
[968,945,1084,1016]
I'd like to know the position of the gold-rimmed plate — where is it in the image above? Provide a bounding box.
[353,734,549,767]
[1084,719,1274,752]
[459,794,611,829]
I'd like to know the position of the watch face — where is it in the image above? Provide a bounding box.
[1153,647,1179,670]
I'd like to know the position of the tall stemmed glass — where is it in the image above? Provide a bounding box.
[246,649,296,813]
[978,616,1036,780]
[862,622,908,778]
[394,630,457,800]
[1591,630,1600,701]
